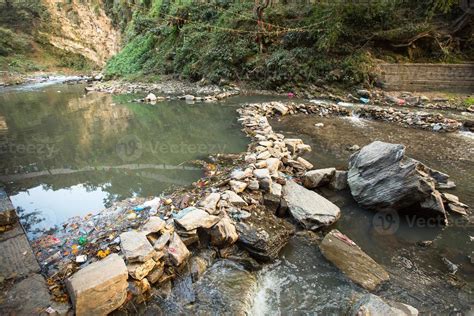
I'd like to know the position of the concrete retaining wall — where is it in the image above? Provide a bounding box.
[379,63,474,92]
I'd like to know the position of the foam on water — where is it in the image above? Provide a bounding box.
[457,130,474,140]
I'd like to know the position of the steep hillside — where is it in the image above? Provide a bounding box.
[0,0,121,76]
[104,1,473,90]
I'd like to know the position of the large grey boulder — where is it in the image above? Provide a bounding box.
[348,141,447,220]
[66,254,128,316]
[320,230,389,291]
[282,180,341,230]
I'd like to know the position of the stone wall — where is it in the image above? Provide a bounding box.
[379,63,474,92]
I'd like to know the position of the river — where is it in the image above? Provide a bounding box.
[0,82,472,314]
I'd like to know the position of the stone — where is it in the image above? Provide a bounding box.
[350,294,419,316]
[66,254,128,316]
[0,191,17,226]
[257,151,272,160]
[127,258,156,280]
[140,217,166,235]
[348,141,448,221]
[229,180,248,193]
[284,138,304,153]
[222,190,248,207]
[184,95,195,101]
[231,169,252,180]
[329,170,348,190]
[245,154,257,164]
[442,193,469,215]
[253,168,272,191]
[272,102,289,115]
[303,168,336,189]
[210,217,239,247]
[190,260,257,314]
[0,233,40,279]
[314,123,325,128]
[357,89,371,98]
[147,262,165,284]
[320,230,389,291]
[199,192,221,214]
[128,278,151,303]
[120,231,156,263]
[264,182,283,213]
[296,157,314,169]
[236,207,295,261]
[153,231,171,251]
[168,233,190,266]
[145,93,157,102]
[174,207,220,231]
[248,180,260,191]
[0,274,53,315]
[266,157,281,177]
[282,180,341,230]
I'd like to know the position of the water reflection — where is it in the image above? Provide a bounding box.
[0,84,248,235]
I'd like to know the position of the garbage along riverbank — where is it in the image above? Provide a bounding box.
[13,100,471,315]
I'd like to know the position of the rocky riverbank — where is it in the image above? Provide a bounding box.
[22,99,473,315]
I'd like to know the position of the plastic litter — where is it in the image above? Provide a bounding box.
[75,255,87,263]
[359,97,370,104]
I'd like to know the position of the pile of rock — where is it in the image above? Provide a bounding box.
[276,100,463,132]
[136,90,240,104]
[85,79,239,99]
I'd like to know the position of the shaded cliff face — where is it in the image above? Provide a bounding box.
[0,0,120,70]
[41,0,121,66]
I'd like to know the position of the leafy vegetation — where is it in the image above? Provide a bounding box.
[104,0,472,89]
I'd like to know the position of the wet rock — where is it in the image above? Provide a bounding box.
[140,217,166,235]
[199,193,221,214]
[120,231,156,263]
[350,294,419,316]
[229,180,248,193]
[329,170,348,190]
[236,207,294,261]
[320,230,389,291]
[190,260,257,314]
[66,254,128,316]
[357,89,371,98]
[174,207,220,231]
[0,274,53,315]
[264,182,283,213]
[209,217,238,247]
[222,190,247,207]
[168,233,190,266]
[272,102,289,115]
[0,191,17,226]
[245,154,257,164]
[127,258,156,280]
[303,168,336,189]
[282,180,341,230]
[348,141,448,221]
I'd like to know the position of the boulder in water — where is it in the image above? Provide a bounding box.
[320,230,390,291]
[347,141,448,221]
[282,180,341,230]
[350,294,419,316]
